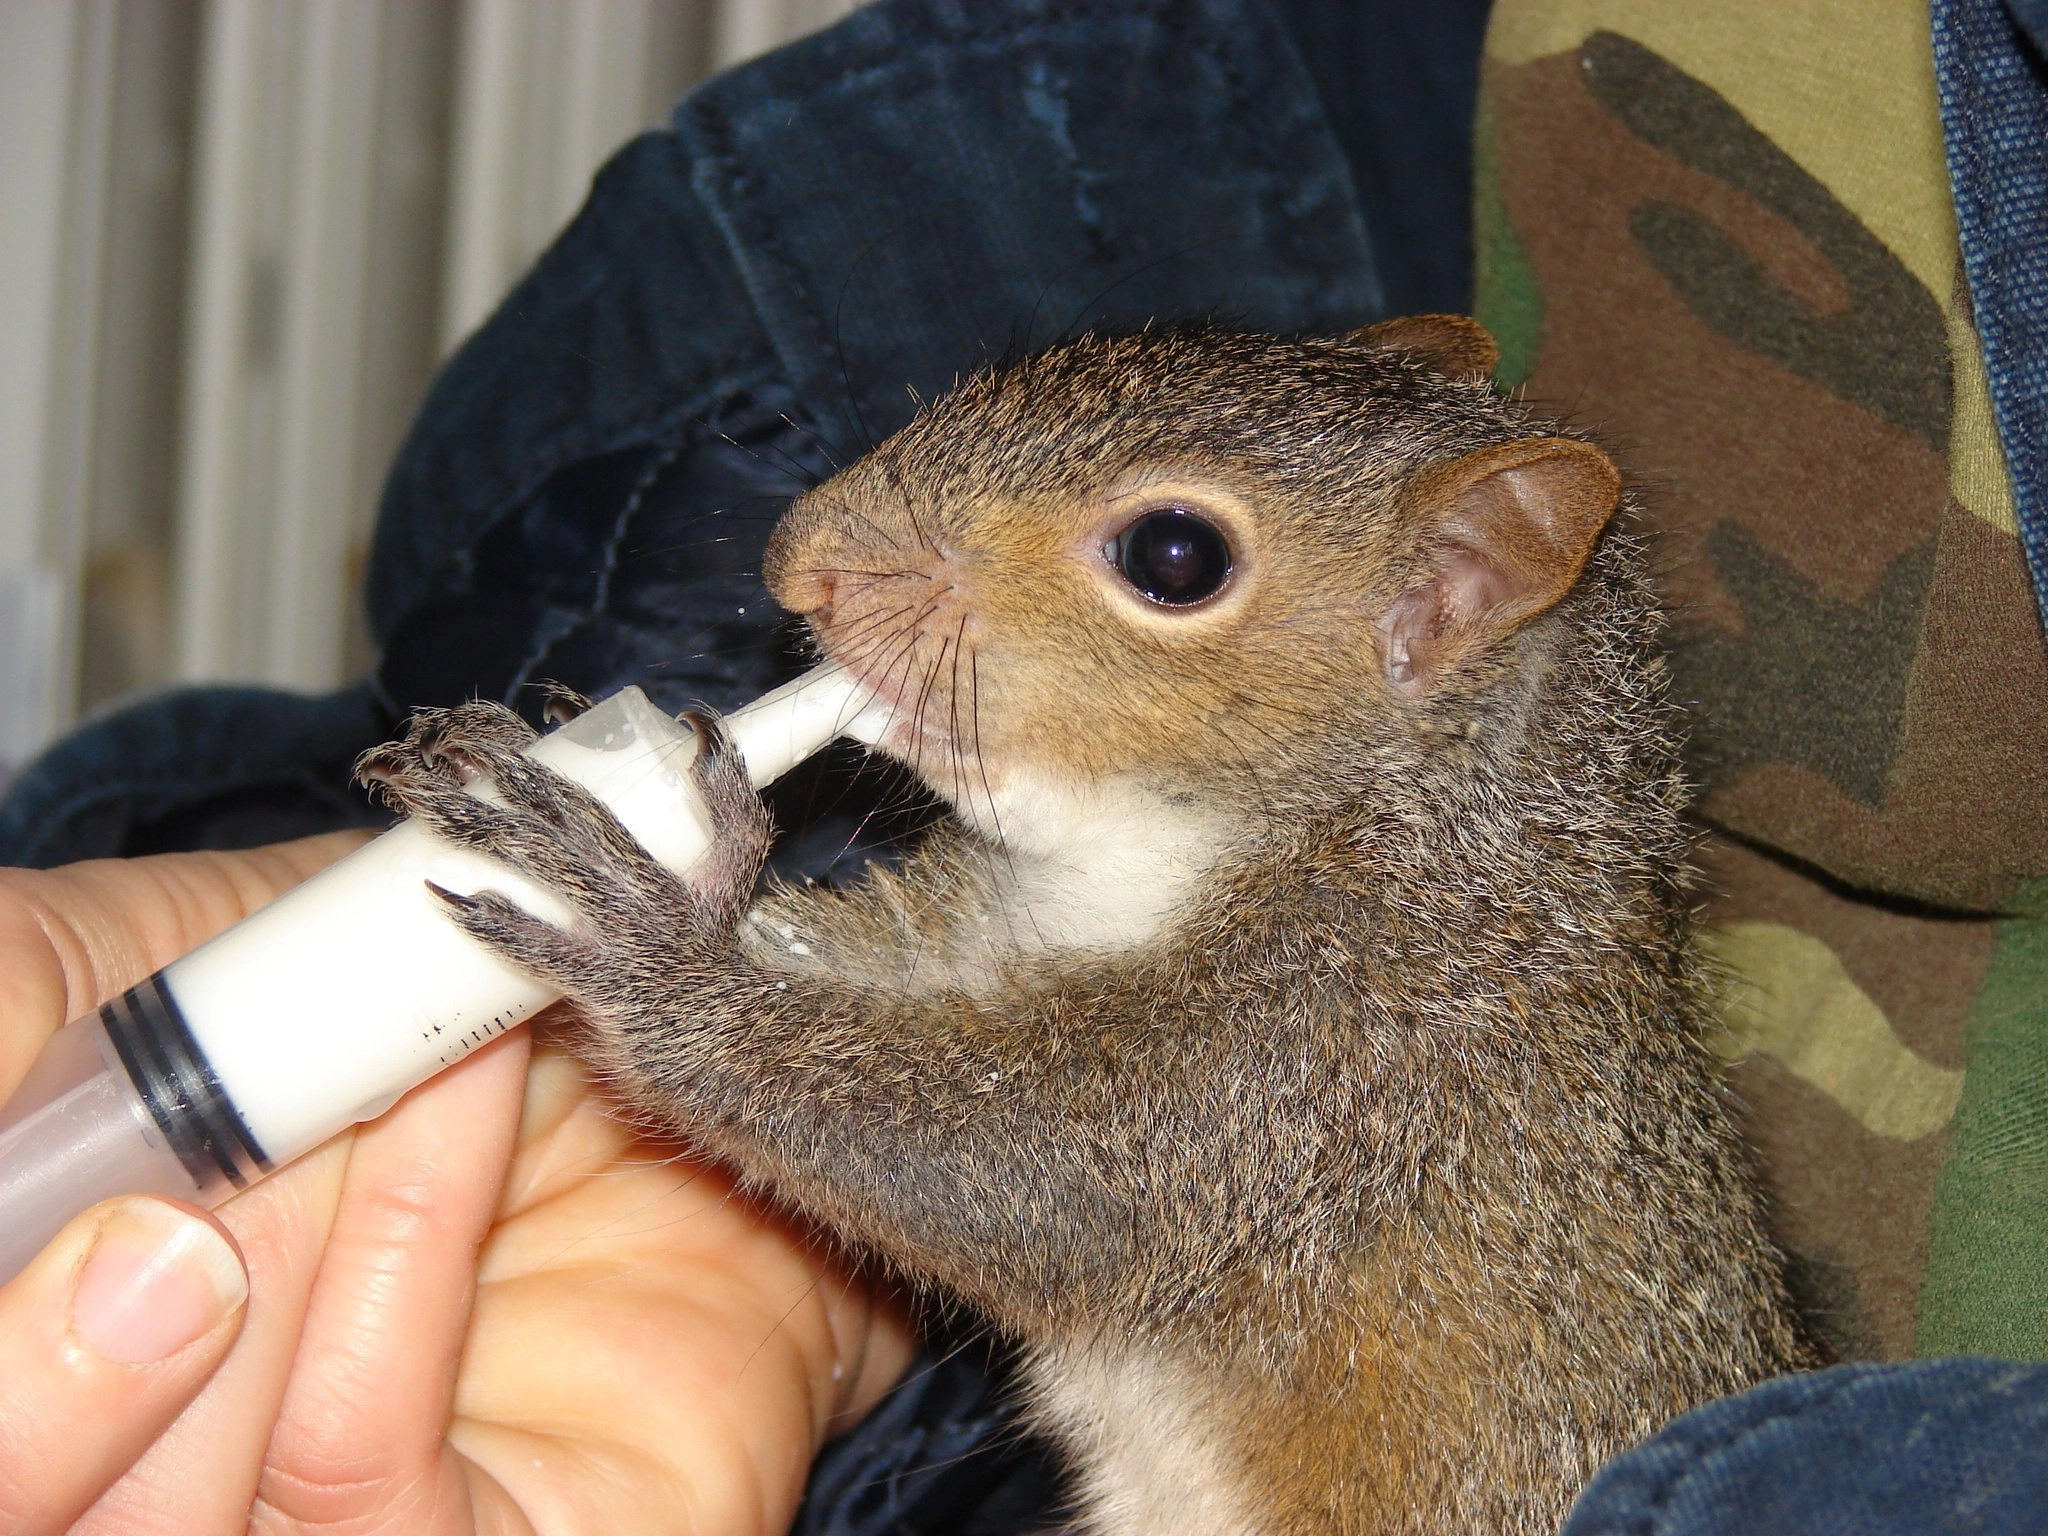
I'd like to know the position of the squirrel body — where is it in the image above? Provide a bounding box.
[367,317,1817,1536]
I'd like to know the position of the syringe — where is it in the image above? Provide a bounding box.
[0,665,886,1282]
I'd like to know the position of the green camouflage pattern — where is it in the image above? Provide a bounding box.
[1475,2,2048,1361]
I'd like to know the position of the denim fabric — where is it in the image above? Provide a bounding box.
[1272,0,1487,316]
[0,683,390,866]
[1933,0,2048,631]
[797,1334,1062,1536]
[1563,1360,2048,1535]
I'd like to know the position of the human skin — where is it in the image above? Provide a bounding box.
[0,834,912,1536]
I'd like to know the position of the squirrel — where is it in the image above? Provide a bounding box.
[362,315,1819,1536]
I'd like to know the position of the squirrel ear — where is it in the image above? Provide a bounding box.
[1377,438,1622,696]
[1348,314,1500,382]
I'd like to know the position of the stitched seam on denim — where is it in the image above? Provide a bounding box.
[687,0,1304,388]
[385,343,764,624]
[386,129,753,602]
[473,363,750,572]
[506,384,820,694]
[504,427,692,693]
[728,0,1272,114]
[1612,1367,1872,1536]
[681,97,820,397]
[394,363,770,626]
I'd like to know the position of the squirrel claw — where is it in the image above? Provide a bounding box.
[682,708,736,759]
[539,681,594,727]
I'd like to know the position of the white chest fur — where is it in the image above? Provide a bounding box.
[741,768,1233,997]
[953,767,1230,958]
[1028,1341,1259,1536]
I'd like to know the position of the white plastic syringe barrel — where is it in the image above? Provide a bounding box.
[0,665,881,1282]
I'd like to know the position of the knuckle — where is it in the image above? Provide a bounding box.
[251,1460,438,1536]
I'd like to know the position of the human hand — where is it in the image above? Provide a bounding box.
[0,837,914,1535]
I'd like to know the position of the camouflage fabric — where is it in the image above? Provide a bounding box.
[1474,2,2048,1361]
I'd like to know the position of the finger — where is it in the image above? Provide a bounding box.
[814,1256,917,1434]
[71,1045,521,1536]
[0,1198,248,1536]
[446,1048,917,1536]
[0,833,403,1535]
[255,1028,531,1534]
[68,1136,355,1536]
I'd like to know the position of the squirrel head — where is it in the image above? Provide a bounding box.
[765,318,1623,835]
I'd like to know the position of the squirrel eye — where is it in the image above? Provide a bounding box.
[1107,509,1233,606]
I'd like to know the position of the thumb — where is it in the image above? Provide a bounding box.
[0,1197,248,1536]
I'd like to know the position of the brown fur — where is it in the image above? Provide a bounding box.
[370,319,1817,1536]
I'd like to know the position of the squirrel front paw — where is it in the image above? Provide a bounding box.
[354,700,774,992]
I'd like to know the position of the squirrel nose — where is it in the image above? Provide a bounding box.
[772,564,836,621]
[762,511,833,613]
[808,575,837,626]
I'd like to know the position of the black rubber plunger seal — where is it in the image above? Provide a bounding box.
[99,976,270,1193]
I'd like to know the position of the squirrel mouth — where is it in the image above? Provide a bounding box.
[812,635,981,785]
[817,645,951,740]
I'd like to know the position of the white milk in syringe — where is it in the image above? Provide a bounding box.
[0,665,887,1281]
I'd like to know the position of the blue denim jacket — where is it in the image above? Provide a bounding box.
[1937,0,2048,632]
[4,1,2044,1531]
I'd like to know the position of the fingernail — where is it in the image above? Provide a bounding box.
[69,1199,248,1364]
